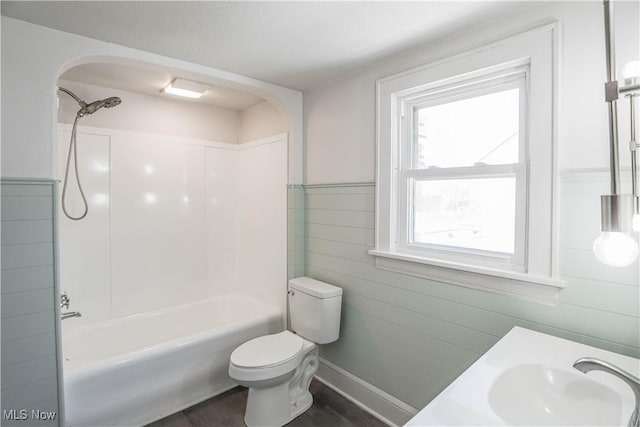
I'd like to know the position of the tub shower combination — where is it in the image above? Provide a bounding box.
[63,295,281,426]
[57,79,288,426]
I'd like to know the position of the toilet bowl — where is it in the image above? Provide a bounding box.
[229,331,319,426]
[228,277,342,427]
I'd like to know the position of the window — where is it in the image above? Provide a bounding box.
[371,25,562,301]
[401,70,527,271]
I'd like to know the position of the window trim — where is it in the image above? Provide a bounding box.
[370,23,563,303]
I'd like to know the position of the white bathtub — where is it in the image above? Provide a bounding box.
[62,294,282,427]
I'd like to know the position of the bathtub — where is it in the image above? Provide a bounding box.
[62,294,282,427]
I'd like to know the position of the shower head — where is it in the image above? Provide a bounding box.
[103,97,122,108]
[78,97,122,116]
[58,87,122,117]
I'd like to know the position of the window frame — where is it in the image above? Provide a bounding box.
[398,69,529,272]
[370,24,563,302]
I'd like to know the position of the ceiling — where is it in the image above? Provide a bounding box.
[1,1,536,92]
[60,62,266,111]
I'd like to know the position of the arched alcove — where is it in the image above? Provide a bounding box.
[55,55,303,183]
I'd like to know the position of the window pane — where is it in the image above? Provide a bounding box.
[415,88,519,169]
[412,177,516,254]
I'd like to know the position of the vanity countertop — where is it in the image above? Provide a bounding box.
[406,326,640,426]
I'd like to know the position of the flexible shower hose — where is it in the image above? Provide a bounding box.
[61,115,88,220]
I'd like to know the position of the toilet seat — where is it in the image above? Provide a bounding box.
[230,331,303,369]
[229,331,311,383]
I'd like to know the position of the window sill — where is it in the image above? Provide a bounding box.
[368,249,564,305]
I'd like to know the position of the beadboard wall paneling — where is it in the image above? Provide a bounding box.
[1,179,61,426]
[304,174,639,411]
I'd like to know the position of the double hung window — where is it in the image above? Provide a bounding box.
[399,68,528,271]
[371,25,562,299]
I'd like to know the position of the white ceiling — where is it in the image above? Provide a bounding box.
[60,62,266,111]
[1,1,536,91]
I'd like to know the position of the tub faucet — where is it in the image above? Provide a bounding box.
[61,311,82,320]
[573,357,640,427]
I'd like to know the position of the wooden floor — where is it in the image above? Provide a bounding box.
[147,380,387,427]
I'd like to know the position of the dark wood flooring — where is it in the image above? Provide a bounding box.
[147,379,387,427]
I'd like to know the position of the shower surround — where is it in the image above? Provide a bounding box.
[56,124,288,425]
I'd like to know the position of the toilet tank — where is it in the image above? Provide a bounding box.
[288,277,342,344]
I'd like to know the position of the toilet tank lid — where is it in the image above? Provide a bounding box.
[289,277,342,298]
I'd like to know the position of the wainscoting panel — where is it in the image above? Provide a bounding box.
[304,173,639,414]
[1,179,61,426]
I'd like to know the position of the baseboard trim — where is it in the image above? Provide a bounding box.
[314,357,418,427]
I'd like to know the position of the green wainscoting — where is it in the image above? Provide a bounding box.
[1,179,61,426]
[303,177,639,410]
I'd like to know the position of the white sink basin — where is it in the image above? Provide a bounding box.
[488,363,622,426]
[406,327,639,426]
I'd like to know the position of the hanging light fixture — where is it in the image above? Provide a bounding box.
[593,0,640,267]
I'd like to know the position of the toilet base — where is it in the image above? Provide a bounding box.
[243,346,319,427]
[245,387,313,427]
[290,390,313,419]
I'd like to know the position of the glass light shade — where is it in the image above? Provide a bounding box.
[621,60,640,79]
[633,213,640,233]
[593,232,639,267]
[621,60,640,85]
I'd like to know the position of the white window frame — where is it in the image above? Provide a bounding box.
[399,68,528,271]
[369,24,563,303]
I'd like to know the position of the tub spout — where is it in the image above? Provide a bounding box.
[61,311,82,320]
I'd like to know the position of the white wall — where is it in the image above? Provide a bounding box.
[1,17,303,183]
[58,125,288,328]
[304,1,640,184]
[239,101,286,143]
[58,80,241,143]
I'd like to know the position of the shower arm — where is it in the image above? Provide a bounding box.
[58,86,87,108]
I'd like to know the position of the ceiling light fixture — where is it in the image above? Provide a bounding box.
[593,0,639,267]
[162,78,209,99]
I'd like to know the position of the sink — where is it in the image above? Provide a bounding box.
[488,363,622,426]
[405,327,639,426]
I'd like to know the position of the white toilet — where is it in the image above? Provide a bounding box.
[228,277,342,426]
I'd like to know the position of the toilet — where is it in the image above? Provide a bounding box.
[228,277,342,426]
